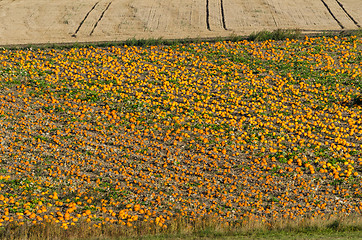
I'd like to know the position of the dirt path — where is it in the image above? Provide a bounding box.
[0,0,361,46]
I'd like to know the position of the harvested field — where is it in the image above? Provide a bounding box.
[0,0,361,45]
[0,35,361,238]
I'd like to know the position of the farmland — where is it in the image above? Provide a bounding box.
[0,35,361,238]
[1,0,362,46]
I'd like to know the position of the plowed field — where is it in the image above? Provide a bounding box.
[0,0,361,45]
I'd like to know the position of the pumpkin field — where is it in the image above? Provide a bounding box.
[0,35,361,238]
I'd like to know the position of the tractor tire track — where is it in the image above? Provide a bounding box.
[334,0,360,28]
[90,2,112,36]
[72,2,99,37]
[320,0,344,29]
[206,0,211,30]
[220,0,227,30]
[265,0,278,27]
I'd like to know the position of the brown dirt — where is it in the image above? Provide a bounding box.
[0,0,361,45]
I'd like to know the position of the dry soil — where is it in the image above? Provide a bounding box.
[0,0,361,45]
